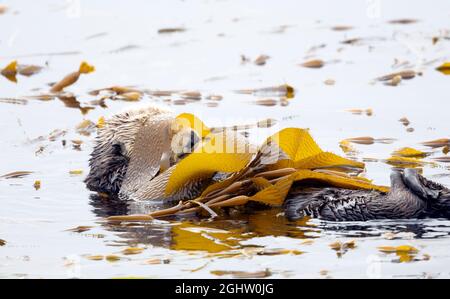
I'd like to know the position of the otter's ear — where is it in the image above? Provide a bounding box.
[119,114,173,199]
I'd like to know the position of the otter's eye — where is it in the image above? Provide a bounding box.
[112,142,126,156]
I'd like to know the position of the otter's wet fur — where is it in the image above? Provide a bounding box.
[85,104,450,221]
[85,105,172,195]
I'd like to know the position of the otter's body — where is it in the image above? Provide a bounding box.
[86,105,450,222]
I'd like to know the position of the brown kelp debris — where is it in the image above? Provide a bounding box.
[436,62,450,75]
[116,92,142,102]
[324,79,335,85]
[17,64,43,76]
[158,27,186,34]
[422,138,450,149]
[254,55,270,66]
[180,91,201,100]
[1,171,33,179]
[0,4,8,14]
[433,157,450,163]
[89,86,140,96]
[0,239,6,246]
[66,226,93,233]
[388,19,419,25]
[341,38,363,45]
[50,61,95,92]
[331,25,353,31]
[205,94,223,101]
[0,98,28,105]
[399,117,410,126]
[122,247,144,255]
[385,75,402,86]
[211,269,271,278]
[300,59,324,68]
[344,136,396,145]
[109,44,141,54]
[85,32,108,40]
[443,146,450,155]
[236,84,295,99]
[346,108,373,116]
[254,98,278,107]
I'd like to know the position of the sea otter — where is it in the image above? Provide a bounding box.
[85,104,450,222]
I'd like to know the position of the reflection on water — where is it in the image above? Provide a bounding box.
[92,194,318,251]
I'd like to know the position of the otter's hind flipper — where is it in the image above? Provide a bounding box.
[403,168,440,200]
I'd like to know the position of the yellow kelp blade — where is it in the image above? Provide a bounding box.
[165,131,253,195]
[1,60,18,82]
[292,169,389,193]
[294,152,365,170]
[78,61,96,74]
[249,175,294,206]
[175,113,211,138]
[251,177,273,191]
[267,128,322,162]
[392,147,427,158]
[436,62,450,75]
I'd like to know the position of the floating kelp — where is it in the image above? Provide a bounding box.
[344,136,396,145]
[433,157,450,163]
[210,269,271,278]
[158,27,186,34]
[346,108,373,116]
[254,55,270,66]
[108,124,387,222]
[66,226,93,233]
[0,98,28,105]
[422,138,450,149]
[331,25,353,31]
[385,156,425,168]
[0,171,33,179]
[236,84,295,99]
[388,19,419,25]
[300,59,324,68]
[1,60,18,82]
[50,61,95,92]
[376,70,417,81]
[392,147,427,158]
[436,62,450,75]
[17,64,43,76]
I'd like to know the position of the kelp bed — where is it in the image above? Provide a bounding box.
[108,126,389,222]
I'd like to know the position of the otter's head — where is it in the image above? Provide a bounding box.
[85,105,200,198]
